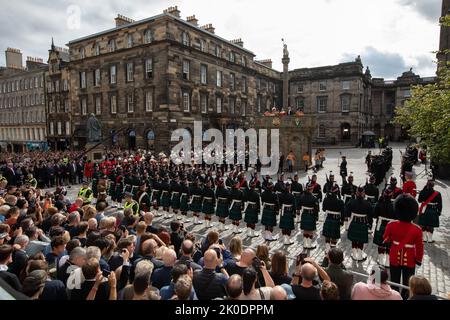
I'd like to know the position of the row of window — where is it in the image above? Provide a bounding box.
[294,95,352,113]
[0,127,46,142]
[0,94,45,108]
[47,79,69,93]
[181,92,249,115]
[0,110,45,124]
[49,121,71,136]
[295,80,355,93]
[0,76,44,93]
[78,91,154,115]
[77,28,248,68]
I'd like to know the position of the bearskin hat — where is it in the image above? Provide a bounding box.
[394,194,418,222]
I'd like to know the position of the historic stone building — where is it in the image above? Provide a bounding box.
[0,48,47,152]
[66,7,281,152]
[46,41,72,150]
[288,57,373,145]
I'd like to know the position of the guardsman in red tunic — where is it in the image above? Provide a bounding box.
[383,194,424,300]
[402,171,417,198]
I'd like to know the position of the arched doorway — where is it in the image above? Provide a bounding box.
[384,124,394,142]
[146,130,155,151]
[341,123,351,141]
[128,130,136,150]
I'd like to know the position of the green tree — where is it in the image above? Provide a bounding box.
[393,15,450,164]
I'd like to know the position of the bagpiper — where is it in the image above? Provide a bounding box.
[215,178,230,231]
[189,178,203,225]
[202,180,216,228]
[261,182,279,241]
[322,183,344,252]
[373,187,397,267]
[383,194,424,300]
[346,186,373,261]
[341,173,357,230]
[323,172,339,197]
[291,174,303,223]
[299,182,320,249]
[279,182,296,245]
[418,179,442,243]
[244,180,261,238]
[229,181,244,234]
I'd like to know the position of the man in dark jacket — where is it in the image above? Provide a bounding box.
[192,249,228,300]
[324,248,353,300]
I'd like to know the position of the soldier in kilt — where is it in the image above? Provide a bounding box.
[136,182,151,213]
[215,178,230,231]
[107,169,117,205]
[279,182,296,245]
[418,179,442,243]
[373,187,396,267]
[364,175,380,232]
[229,182,244,234]
[291,174,303,223]
[261,182,279,241]
[341,174,356,230]
[322,184,344,252]
[346,187,373,261]
[244,181,261,238]
[202,180,216,229]
[179,176,191,222]
[92,165,100,199]
[189,178,203,225]
[151,174,162,212]
[160,176,173,219]
[299,183,320,249]
[114,174,125,208]
[170,176,182,220]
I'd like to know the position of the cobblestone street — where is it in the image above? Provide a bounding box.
[59,143,450,298]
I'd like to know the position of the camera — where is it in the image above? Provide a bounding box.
[252,256,262,270]
[296,253,308,266]
[102,270,111,278]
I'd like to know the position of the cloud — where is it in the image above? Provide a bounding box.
[341,46,435,79]
[397,0,442,22]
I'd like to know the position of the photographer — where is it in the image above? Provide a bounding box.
[238,262,275,300]
[291,255,330,300]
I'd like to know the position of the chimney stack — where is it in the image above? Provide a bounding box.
[186,15,198,26]
[163,6,181,18]
[115,14,135,27]
[5,47,23,69]
[255,59,273,69]
[201,24,215,34]
[230,38,244,47]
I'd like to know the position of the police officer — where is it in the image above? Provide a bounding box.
[202,180,216,229]
[346,187,373,261]
[26,174,38,188]
[418,179,443,243]
[322,184,344,252]
[229,181,244,234]
[244,180,261,238]
[291,174,303,223]
[341,174,357,230]
[124,192,140,217]
[78,181,93,206]
[215,178,230,231]
[373,187,397,267]
[299,182,320,249]
[261,182,279,241]
[279,182,296,245]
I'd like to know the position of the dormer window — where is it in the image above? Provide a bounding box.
[109,39,116,52]
[144,30,152,44]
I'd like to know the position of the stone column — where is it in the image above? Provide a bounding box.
[282,43,290,110]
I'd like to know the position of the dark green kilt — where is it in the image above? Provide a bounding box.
[293,194,302,210]
[279,208,295,231]
[92,179,98,197]
[202,199,215,215]
[190,197,202,212]
[216,201,229,218]
[322,216,341,239]
[108,182,116,197]
[151,191,161,205]
[300,210,316,231]
[114,186,124,201]
[180,195,189,212]
[229,202,243,221]
[348,220,369,244]
[418,207,440,228]
[373,219,392,247]
[171,193,181,210]
[131,186,139,198]
[160,192,171,208]
[244,204,259,224]
[261,207,277,227]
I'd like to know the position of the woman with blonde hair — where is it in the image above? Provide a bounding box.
[229,236,243,261]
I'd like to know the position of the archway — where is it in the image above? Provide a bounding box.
[341,123,351,141]
[146,130,155,151]
[128,130,136,150]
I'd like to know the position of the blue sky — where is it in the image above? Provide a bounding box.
[0,0,443,78]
